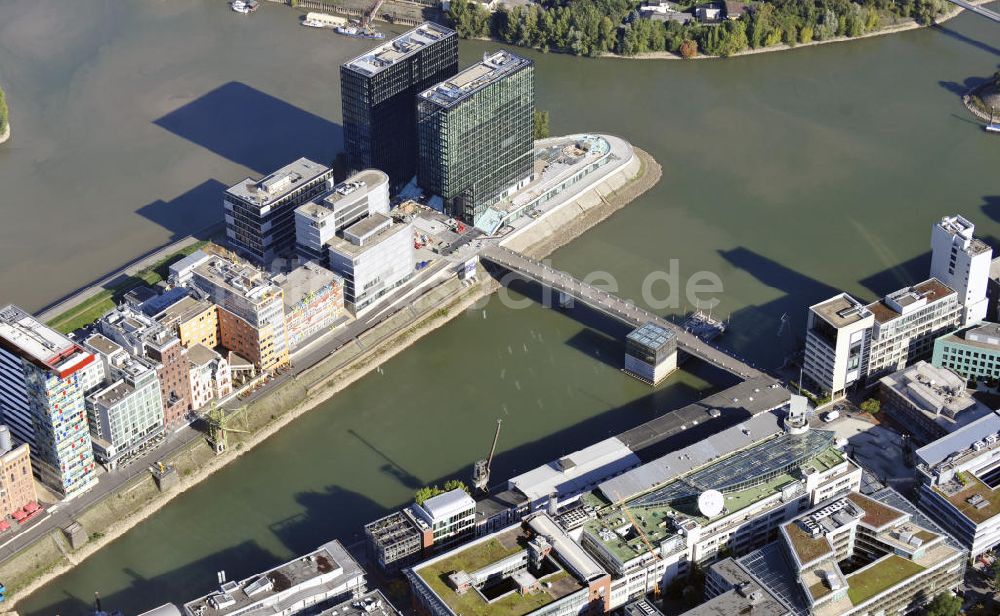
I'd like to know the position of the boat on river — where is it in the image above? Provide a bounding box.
[988,124,1000,133]
[231,0,258,13]
[334,25,385,39]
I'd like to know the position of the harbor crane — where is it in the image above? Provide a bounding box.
[205,402,249,455]
[472,419,502,492]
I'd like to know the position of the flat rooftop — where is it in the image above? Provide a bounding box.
[880,361,990,431]
[679,559,791,616]
[615,376,790,461]
[155,296,214,327]
[811,293,872,329]
[192,256,280,305]
[297,170,389,220]
[328,217,409,257]
[186,343,221,367]
[273,262,342,310]
[867,279,954,324]
[315,590,401,616]
[412,523,587,616]
[0,304,92,376]
[343,22,455,76]
[183,540,362,616]
[226,157,330,207]
[419,50,530,109]
[84,333,123,358]
[90,379,135,408]
[940,322,1000,352]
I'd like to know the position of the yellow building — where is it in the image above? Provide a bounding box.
[156,296,219,349]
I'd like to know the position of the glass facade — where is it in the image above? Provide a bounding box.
[341,27,459,193]
[417,54,535,224]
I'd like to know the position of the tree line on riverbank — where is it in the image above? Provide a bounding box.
[448,0,947,57]
[0,85,8,136]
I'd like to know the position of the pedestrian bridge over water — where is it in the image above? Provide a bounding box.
[480,245,763,381]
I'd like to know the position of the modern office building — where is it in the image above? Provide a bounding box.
[932,321,1000,382]
[294,170,391,264]
[864,279,963,382]
[717,488,965,616]
[579,418,859,608]
[182,539,366,616]
[327,214,415,314]
[187,343,232,411]
[623,322,677,385]
[273,261,345,349]
[878,361,992,444]
[417,50,535,223]
[365,487,476,572]
[341,23,459,191]
[0,305,98,499]
[930,215,992,326]
[98,308,193,426]
[407,512,613,616]
[0,425,37,518]
[678,558,792,616]
[224,157,334,264]
[915,411,1000,557]
[167,249,212,286]
[154,296,219,350]
[189,255,289,372]
[802,293,874,399]
[85,354,164,469]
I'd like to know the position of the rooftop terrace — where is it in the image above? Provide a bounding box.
[344,22,455,76]
[419,51,530,109]
[845,555,926,606]
[226,157,330,207]
[412,525,585,616]
[811,293,872,329]
[866,279,954,324]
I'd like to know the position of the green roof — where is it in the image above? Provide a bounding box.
[582,446,845,565]
[846,555,926,605]
[413,527,584,616]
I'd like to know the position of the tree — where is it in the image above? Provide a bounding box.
[859,398,880,415]
[923,592,961,616]
[0,85,7,135]
[679,38,698,58]
[533,109,551,139]
[443,479,469,493]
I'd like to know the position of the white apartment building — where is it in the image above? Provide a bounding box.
[0,305,98,499]
[294,170,390,264]
[864,279,962,382]
[327,214,415,314]
[803,293,874,399]
[411,488,477,548]
[930,215,992,326]
[804,279,963,396]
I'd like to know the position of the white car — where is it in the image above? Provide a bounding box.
[822,410,840,422]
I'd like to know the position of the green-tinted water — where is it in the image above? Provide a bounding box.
[1,0,998,613]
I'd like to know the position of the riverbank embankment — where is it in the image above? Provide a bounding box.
[0,147,660,612]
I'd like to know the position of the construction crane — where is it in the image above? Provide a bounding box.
[613,491,661,562]
[472,419,502,492]
[362,0,386,29]
[205,403,249,455]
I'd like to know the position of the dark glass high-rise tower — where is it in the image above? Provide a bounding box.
[341,23,459,193]
[416,51,534,224]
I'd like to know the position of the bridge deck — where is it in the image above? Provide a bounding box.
[481,246,763,381]
[944,0,1000,22]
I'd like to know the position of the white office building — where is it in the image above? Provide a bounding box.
[865,279,963,382]
[0,305,98,499]
[803,293,874,399]
[294,170,391,264]
[328,214,415,314]
[916,411,1000,557]
[930,215,992,326]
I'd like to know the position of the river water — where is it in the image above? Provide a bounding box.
[1,0,998,613]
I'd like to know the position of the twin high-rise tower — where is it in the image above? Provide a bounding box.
[341,23,535,226]
[341,23,460,194]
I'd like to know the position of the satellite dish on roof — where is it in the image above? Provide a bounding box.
[698,490,725,518]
